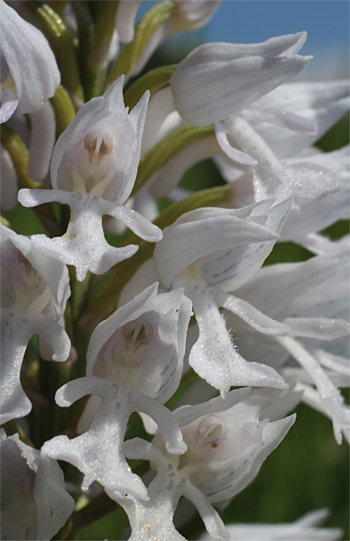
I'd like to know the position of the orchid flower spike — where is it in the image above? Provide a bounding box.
[42,284,192,501]
[19,76,162,281]
[114,389,295,541]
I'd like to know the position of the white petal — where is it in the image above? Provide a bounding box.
[107,202,162,242]
[182,280,286,395]
[50,94,105,190]
[0,142,18,210]
[217,290,290,336]
[277,336,349,443]
[115,0,144,43]
[215,121,257,165]
[87,283,159,375]
[0,85,18,123]
[170,33,310,126]
[150,133,221,198]
[0,0,60,114]
[27,101,56,182]
[154,210,279,287]
[285,317,349,340]
[43,377,149,499]
[34,455,75,541]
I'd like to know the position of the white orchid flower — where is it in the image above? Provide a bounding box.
[19,77,162,281]
[0,224,71,425]
[115,389,295,541]
[231,248,350,444]
[1,429,75,541]
[120,199,292,396]
[277,145,350,241]
[42,284,192,501]
[168,37,349,208]
[170,32,311,127]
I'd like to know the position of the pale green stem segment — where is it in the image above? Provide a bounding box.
[84,1,119,100]
[133,125,215,194]
[26,1,84,108]
[0,216,12,229]
[124,64,177,109]
[105,1,176,88]
[50,85,76,137]
[83,184,233,325]
[1,124,43,190]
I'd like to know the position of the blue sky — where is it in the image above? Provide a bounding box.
[138,1,349,80]
[205,1,350,79]
[207,1,349,49]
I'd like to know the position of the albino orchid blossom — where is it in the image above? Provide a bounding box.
[170,32,311,128]
[120,199,292,396]
[0,0,60,181]
[169,36,349,207]
[42,284,192,501]
[0,224,71,425]
[1,429,75,541]
[199,508,342,540]
[214,81,349,209]
[19,77,162,281]
[230,247,350,443]
[148,69,349,203]
[278,145,350,241]
[145,33,315,199]
[114,389,295,541]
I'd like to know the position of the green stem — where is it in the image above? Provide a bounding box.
[85,1,119,99]
[27,1,84,108]
[50,85,76,137]
[124,64,177,109]
[105,1,176,88]
[133,125,215,194]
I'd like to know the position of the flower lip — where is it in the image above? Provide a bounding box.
[182,414,226,466]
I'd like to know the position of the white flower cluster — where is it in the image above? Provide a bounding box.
[0,1,348,540]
